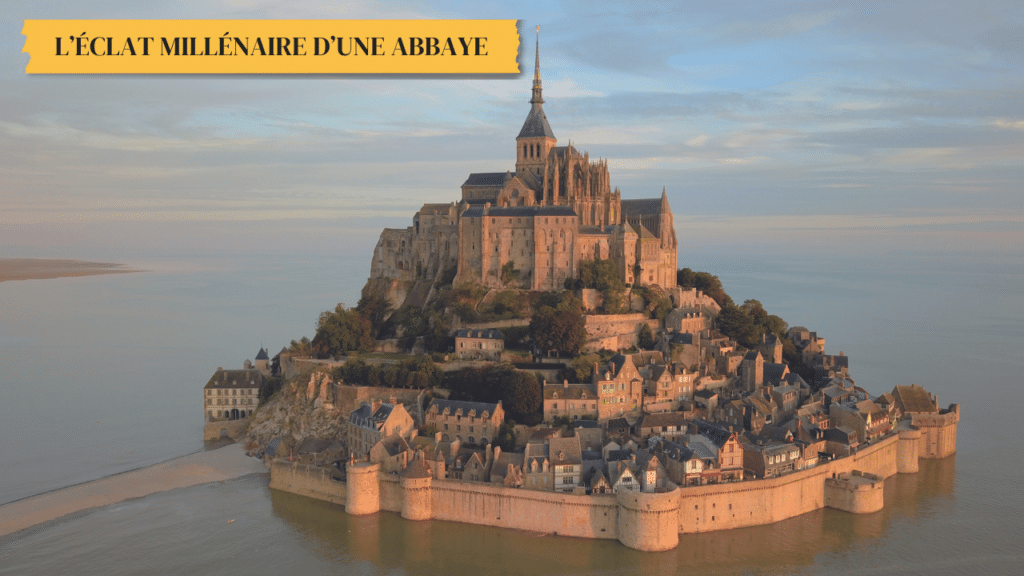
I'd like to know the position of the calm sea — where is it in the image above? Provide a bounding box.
[0,247,1020,574]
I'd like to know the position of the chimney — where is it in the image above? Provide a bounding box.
[564,379,569,388]
[493,445,502,462]
[372,398,382,413]
[389,396,397,405]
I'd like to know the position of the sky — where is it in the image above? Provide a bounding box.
[1,0,1022,260]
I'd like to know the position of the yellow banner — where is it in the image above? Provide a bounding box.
[22,20,520,74]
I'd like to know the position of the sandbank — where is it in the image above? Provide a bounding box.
[0,258,140,283]
[0,444,267,538]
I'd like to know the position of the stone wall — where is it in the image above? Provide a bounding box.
[673,434,897,534]
[272,415,957,551]
[458,319,531,330]
[910,404,959,458]
[583,313,659,351]
[427,479,620,540]
[269,460,346,506]
[203,420,246,441]
[824,471,885,514]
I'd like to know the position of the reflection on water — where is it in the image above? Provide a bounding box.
[267,456,958,575]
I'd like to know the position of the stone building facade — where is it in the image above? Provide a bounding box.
[454,329,504,361]
[424,399,504,445]
[348,401,415,459]
[367,35,678,303]
[204,364,263,422]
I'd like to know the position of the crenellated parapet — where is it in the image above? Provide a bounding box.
[824,471,884,514]
[909,404,959,459]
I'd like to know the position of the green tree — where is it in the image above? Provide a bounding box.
[495,421,518,452]
[258,376,283,405]
[356,291,392,336]
[529,304,587,357]
[677,268,732,307]
[288,337,312,355]
[500,262,521,285]
[496,369,542,422]
[311,304,374,358]
[760,314,788,337]
[638,324,655,349]
[716,303,762,348]
[566,354,600,383]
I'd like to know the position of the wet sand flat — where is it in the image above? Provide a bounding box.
[0,444,267,538]
[0,258,139,283]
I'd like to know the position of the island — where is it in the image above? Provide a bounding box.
[202,35,959,552]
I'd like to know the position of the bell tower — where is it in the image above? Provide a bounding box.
[515,26,557,190]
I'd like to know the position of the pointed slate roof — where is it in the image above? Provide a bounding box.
[519,104,556,139]
[518,28,556,140]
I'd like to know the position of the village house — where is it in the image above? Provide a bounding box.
[523,441,551,491]
[549,435,584,492]
[655,438,711,486]
[788,326,826,365]
[348,400,415,459]
[594,353,645,420]
[608,458,641,493]
[742,436,801,479]
[425,399,504,445]
[454,329,504,361]
[636,411,688,440]
[489,446,524,487]
[689,420,745,482]
[543,380,598,422]
[830,399,892,443]
[758,333,783,364]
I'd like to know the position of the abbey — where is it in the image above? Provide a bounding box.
[369,36,678,295]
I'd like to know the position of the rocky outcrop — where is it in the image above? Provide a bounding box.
[243,370,346,451]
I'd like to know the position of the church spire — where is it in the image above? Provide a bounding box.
[517,25,555,140]
[531,25,543,105]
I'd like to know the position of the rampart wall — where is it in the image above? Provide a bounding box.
[269,460,346,506]
[672,433,897,534]
[271,417,954,551]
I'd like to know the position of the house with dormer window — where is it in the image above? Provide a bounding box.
[594,353,644,420]
[543,380,598,422]
[425,399,504,444]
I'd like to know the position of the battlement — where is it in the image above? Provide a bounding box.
[825,471,885,514]
[270,421,959,552]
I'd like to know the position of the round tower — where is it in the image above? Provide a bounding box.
[399,455,433,521]
[345,461,381,516]
[896,420,921,474]
[616,486,681,551]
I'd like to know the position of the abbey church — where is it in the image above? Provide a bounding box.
[369,34,678,297]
